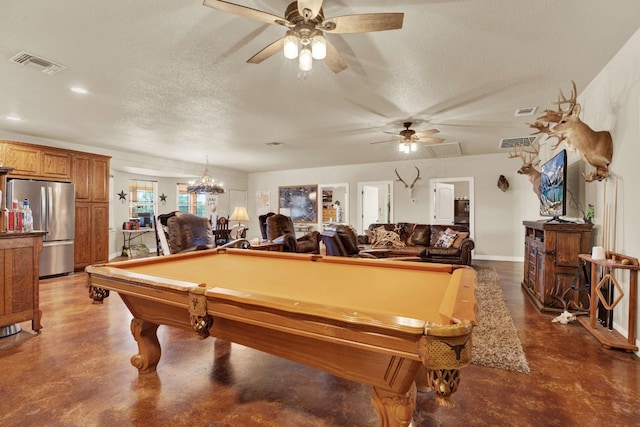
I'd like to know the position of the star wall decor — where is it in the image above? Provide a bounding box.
[159,193,167,204]
[118,190,127,202]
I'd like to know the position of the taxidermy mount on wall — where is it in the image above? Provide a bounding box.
[528,81,613,182]
[508,141,541,201]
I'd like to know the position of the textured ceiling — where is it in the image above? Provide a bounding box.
[1,0,639,174]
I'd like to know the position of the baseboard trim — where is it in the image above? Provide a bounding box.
[474,255,524,262]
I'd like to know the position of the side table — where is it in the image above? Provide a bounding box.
[577,251,638,352]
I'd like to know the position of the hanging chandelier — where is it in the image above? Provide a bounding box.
[187,157,225,194]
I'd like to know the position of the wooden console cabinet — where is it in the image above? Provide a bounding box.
[522,220,593,312]
[0,232,47,332]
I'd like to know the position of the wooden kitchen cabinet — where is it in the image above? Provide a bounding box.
[1,139,110,270]
[522,220,593,312]
[72,153,109,202]
[0,232,46,332]
[1,140,71,180]
[74,202,109,269]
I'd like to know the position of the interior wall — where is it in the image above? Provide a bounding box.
[248,153,539,260]
[578,27,640,348]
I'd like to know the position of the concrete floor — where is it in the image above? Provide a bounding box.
[0,260,638,426]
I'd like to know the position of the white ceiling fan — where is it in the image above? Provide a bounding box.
[202,0,404,73]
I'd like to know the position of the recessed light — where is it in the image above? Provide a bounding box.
[70,87,88,94]
[6,115,22,121]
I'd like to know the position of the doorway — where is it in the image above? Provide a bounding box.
[356,181,393,234]
[429,177,474,240]
[317,183,349,229]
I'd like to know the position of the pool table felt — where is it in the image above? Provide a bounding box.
[97,250,476,330]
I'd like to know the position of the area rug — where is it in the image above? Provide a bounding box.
[471,265,530,373]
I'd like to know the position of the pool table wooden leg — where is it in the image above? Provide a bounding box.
[129,318,161,374]
[371,381,416,427]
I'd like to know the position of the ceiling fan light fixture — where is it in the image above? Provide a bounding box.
[299,46,313,71]
[311,34,326,60]
[284,31,299,59]
[410,142,417,152]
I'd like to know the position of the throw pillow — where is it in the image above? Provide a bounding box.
[430,227,446,247]
[435,229,458,248]
[452,231,469,249]
[371,227,405,249]
[408,225,430,246]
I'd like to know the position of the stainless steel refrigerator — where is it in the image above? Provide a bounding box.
[7,179,75,277]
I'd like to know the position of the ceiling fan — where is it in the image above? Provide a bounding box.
[202,0,404,73]
[371,122,445,153]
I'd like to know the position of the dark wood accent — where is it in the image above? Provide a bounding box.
[522,220,593,312]
[454,199,469,225]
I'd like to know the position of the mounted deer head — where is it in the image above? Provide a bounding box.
[508,141,541,200]
[395,166,421,200]
[528,81,613,182]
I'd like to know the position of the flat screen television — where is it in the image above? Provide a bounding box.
[539,149,567,221]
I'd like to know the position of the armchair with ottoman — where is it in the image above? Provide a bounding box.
[361,223,475,265]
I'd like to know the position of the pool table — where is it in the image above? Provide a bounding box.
[86,249,476,427]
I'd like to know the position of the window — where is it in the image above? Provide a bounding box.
[129,180,157,222]
[177,183,208,216]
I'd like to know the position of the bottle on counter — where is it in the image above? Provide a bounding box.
[8,199,22,232]
[22,199,33,232]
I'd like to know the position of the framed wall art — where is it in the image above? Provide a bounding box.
[278,185,318,223]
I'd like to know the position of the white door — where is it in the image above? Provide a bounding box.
[433,182,455,225]
[361,185,379,233]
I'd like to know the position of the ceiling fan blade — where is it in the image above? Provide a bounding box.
[323,13,404,34]
[383,132,405,138]
[416,137,445,144]
[369,139,396,145]
[247,37,285,64]
[203,0,287,26]
[297,0,323,20]
[324,38,347,73]
[414,129,440,137]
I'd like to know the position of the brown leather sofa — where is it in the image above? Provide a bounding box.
[361,223,475,265]
[262,213,321,254]
[321,224,421,261]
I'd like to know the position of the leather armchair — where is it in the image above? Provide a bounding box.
[265,214,320,254]
[321,225,373,257]
[258,212,275,240]
[156,211,216,254]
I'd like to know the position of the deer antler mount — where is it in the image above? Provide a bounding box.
[527,81,613,182]
[508,141,541,201]
[395,166,421,200]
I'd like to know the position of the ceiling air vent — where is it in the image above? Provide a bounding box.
[8,51,66,74]
[499,136,538,149]
[514,107,537,117]
[425,142,462,158]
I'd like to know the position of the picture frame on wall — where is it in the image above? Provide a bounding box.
[278,185,318,223]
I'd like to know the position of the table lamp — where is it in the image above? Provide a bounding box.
[229,206,250,227]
